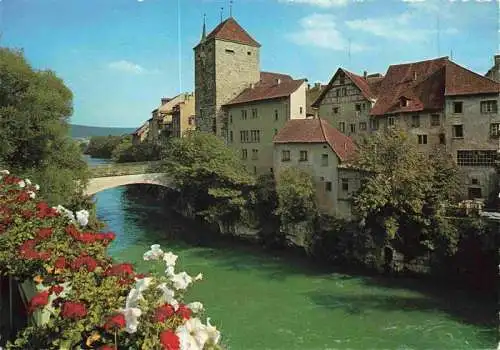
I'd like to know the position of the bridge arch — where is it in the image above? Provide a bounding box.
[85,173,175,196]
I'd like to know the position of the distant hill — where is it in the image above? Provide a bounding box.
[70,124,136,138]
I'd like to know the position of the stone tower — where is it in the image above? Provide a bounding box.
[193,17,261,136]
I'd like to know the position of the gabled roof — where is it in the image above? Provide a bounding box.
[312,68,382,107]
[223,75,305,106]
[273,118,356,162]
[202,17,260,48]
[444,60,499,96]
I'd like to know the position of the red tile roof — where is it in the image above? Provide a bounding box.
[224,77,305,106]
[260,71,293,85]
[273,118,356,162]
[312,68,382,107]
[445,60,499,96]
[205,17,260,47]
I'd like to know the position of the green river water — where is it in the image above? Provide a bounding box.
[91,159,496,350]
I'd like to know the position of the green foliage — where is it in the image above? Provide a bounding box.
[352,128,461,259]
[275,167,317,226]
[112,138,163,163]
[0,47,88,206]
[160,131,254,224]
[84,135,123,159]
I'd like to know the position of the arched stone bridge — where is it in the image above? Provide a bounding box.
[85,161,175,196]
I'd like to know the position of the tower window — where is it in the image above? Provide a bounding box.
[225,49,235,54]
[247,51,252,56]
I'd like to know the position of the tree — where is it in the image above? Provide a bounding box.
[159,131,254,224]
[352,127,460,260]
[85,135,123,159]
[0,47,88,206]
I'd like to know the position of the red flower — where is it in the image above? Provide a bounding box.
[104,263,134,277]
[154,304,175,323]
[160,330,180,350]
[36,202,58,218]
[71,255,97,272]
[36,227,53,240]
[28,291,49,313]
[60,301,87,319]
[16,191,29,203]
[54,256,67,269]
[49,285,64,296]
[176,304,191,320]
[21,210,34,219]
[103,313,126,331]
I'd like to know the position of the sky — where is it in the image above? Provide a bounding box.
[0,0,498,128]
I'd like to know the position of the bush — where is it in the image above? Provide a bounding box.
[0,170,223,349]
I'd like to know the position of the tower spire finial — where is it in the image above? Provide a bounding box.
[201,13,206,40]
[220,7,224,23]
[229,0,233,17]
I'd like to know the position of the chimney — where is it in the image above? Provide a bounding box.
[413,71,418,81]
[307,83,311,90]
[363,71,367,79]
[161,98,169,105]
[314,82,321,89]
[276,78,281,85]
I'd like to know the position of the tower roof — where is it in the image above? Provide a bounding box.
[204,17,260,47]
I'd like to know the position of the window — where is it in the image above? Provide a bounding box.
[369,119,379,130]
[241,110,247,120]
[490,123,500,138]
[212,117,216,133]
[359,122,367,130]
[240,130,249,143]
[417,134,428,145]
[241,149,247,160]
[452,125,464,138]
[342,88,347,96]
[341,178,349,191]
[338,122,345,133]
[188,116,195,125]
[253,166,257,175]
[387,117,395,127]
[457,150,497,166]
[400,97,408,107]
[430,114,440,126]
[270,168,273,174]
[350,124,356,133]
[481,100,498,114]
[321,154,328,166]
[339,74,345,85]
[468,187,482,199]
[439,133,446,144]
[281,150,290,161]
[355,104,361,112]
[250,130,260,143]
[251,108,258,118]
[229,115,233,124]
[453,101,463,114]
[274,128,278,136]
[411,115,420,128]
[247,51,252,56]
[299,150,308,161]
[252,149,258,160]
[325,182,332,192]
[471,178,479,185]
[274,109,279,121]
[333,107,339,114]
[335,89,340,97]
[299,106,303,114]
[229,131,233,142]
[225,49,235,54]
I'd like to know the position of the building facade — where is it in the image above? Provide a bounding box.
[313,57,500,200]
[273,118,358,218]
[485,55,500,82]
[224,73,307,175]
[193,17,261,137]
[171,93,196,138]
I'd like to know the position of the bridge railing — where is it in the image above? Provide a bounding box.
[89,161,164,178]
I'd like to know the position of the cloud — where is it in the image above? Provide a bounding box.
[288,14,369,52]
[108,60,145,74]
[345,10,458,43]
[278,0,349,7]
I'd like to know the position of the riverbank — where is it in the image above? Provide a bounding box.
[94,185,496,349]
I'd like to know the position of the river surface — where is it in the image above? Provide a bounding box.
[87,156,495,350]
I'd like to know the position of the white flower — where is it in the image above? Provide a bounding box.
[75,209,89,227]
[35,184,40,191]
[165,265,175,277]
[206,317,221,345]
[176,317,209,350]
[54,205,75,222]
[157,283,179,310]
[18,180,25,188]
[135,277,153,292]
[125,288,143,308]
[120,307,142,334]
[143,244,164,261]
[170,271,193,290]
[187,301,204,313]
[25,179,31,185]
[163,251,178,267]
[0,170,10,175]
[27,191,36,199]
[194,273,203,281]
